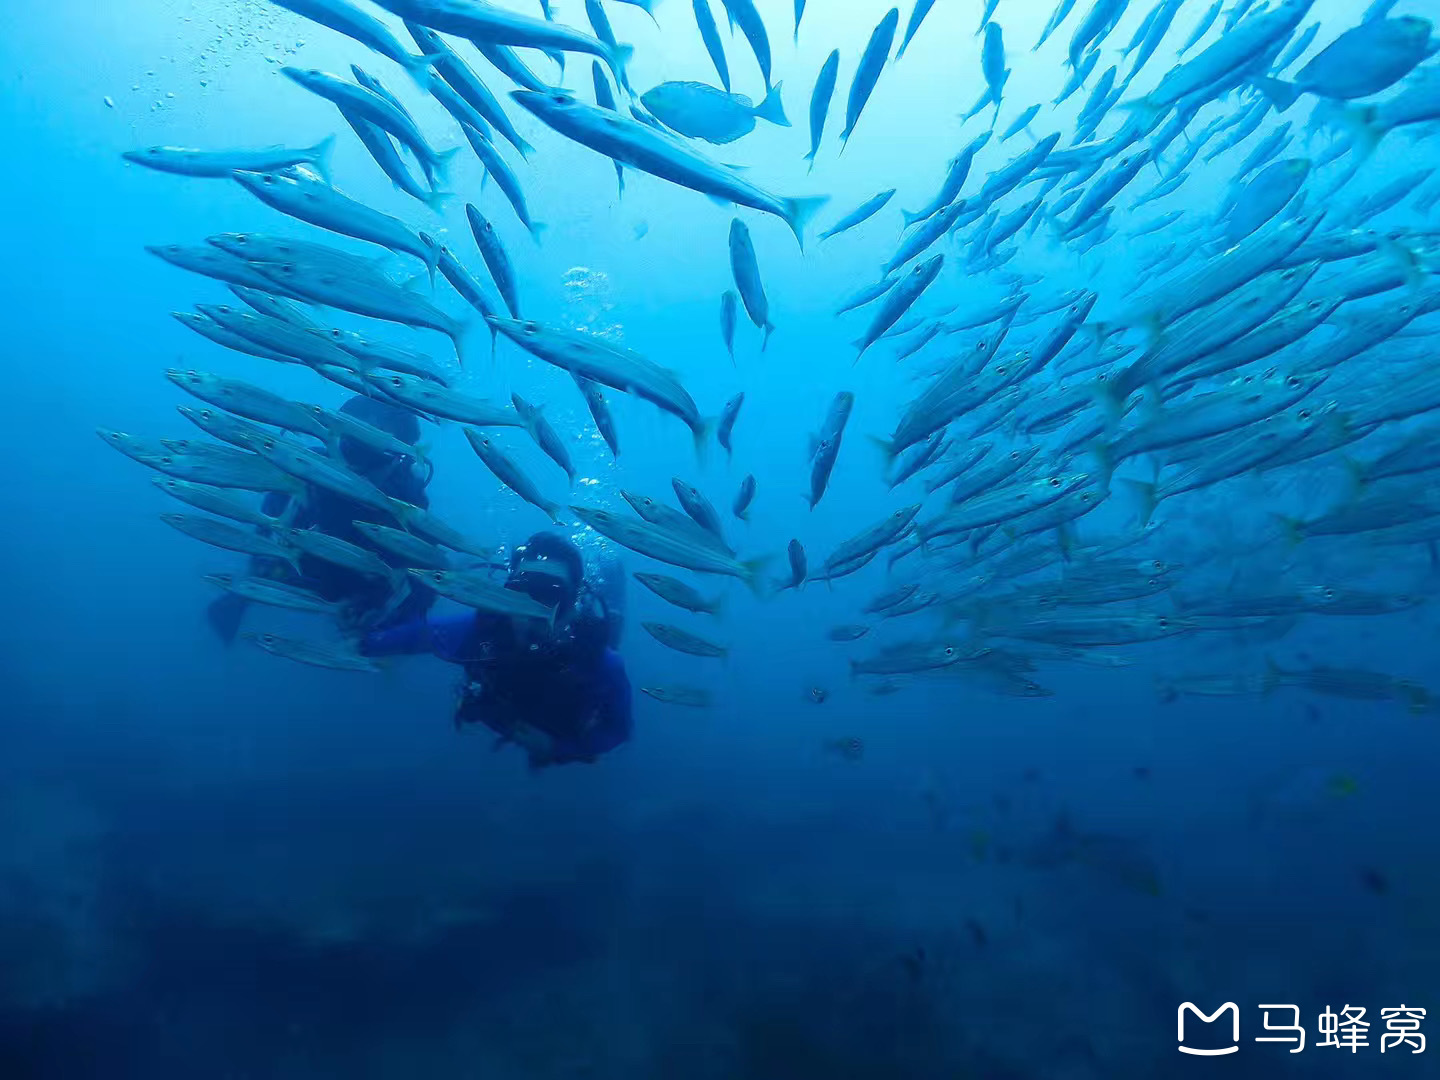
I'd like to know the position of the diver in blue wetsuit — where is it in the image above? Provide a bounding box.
[206,394,438,643]
[361,532,633,769]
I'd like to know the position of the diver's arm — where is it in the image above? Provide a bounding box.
[359,612,478,659]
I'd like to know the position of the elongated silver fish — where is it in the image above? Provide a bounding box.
[572,506,768,590]
[204,573,343,615]
[489,316,710,454]
[841,8,900,148]
[728,219,773,349]
[634,572,724,615]
[233,169,441,282]
[124,137,335,179]
[464,428,563,524]
[165,369,330,439]
[644,622,728,659]
[154,478,280,528]
[250,259,469,366]
[512,90,827,247]
[409,567,554,621]
[352,521,449,568]
[161,512,299,568]
[375,0,634,87]
[272,0,434,74]
[246,630,381,672]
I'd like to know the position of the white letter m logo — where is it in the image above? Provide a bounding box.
[1178,1002,1240,1056]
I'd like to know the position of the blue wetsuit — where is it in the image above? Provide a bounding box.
[362,602,633,765]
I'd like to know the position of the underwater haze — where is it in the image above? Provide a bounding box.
[3,0,1440,1075]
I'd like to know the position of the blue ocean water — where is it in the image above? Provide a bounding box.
[2,0,1439,1075]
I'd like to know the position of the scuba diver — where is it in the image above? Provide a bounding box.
[360,532,633,770]
[206,394,437,643]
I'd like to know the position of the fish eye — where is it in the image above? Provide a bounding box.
[1298,409,1312,420]
[944,646,955,657]
[262,438,275,450]
[1158,616,1169,629]
[522,321,539,333]
[550,93,567,104]
[432,571,444,583]
[1323,587,1335,599]
[1286,376,1301,388]
[1048,477,1061,488]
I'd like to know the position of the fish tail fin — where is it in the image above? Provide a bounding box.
[544,502,567,527]
[310,134,337,184]
[1255,76,1299,113]
[1314,100,1383,158]
[434,145,463,186]
[803,148,818,172]
[610,43,635,93]
[1091,440,1117,490]
[865,434,900,475]
[741,555,775,597]
[756,81,790,127]
[1376,236,1423,289]
[424,188,455,214]
[692,417,715,465]
[529,220,549,244]
[762,322,774,352]
[782,194,830,250]
[1121,478,1158,529]
[449,319,471,368]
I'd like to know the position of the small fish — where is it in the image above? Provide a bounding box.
[829,624,872,642]
[777,538,807,592]
[717,391,744,457]
[464,429,563,524]
[728,219,774,350]
[511,393,576,484]
[819,189,896,242]
[999,103,1041,142]
[824,735,865,760]
[411,567,555,622]
[203,573,343,616]
[160,512,299,570]
[719,0,774,91]
[720,291,738,364]
[898,0,939,57]
[672,478,726,540]
[808,686,830,705]
[271,0,433,74]
[693,0,731,92]
[465,205,521,318]
[351,521,450,569]
[245,630,380,672]
[733,474,756,521]
[575,375,620,458]
[804,50,840,169]
[572,506,767,590]
[643,621,728,659]
[840,8,900,149]
[633,572,724,615]
[641,684,713,707]
[641,81,789,144]
[124,138,336,180]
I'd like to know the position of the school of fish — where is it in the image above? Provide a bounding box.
[108,0,1440,711]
